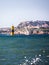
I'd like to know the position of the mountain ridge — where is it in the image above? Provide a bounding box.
[17,20,49,28]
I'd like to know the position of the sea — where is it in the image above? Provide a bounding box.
[0,34,49,65]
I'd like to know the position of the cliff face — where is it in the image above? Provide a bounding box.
[15,21,49,35]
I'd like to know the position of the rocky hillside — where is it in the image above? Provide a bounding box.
[14,21,49,35]
[17,21,49,28]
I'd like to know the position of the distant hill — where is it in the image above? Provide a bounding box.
[15,21,49,35]
[0,21,49,35]
[17,21,49,28]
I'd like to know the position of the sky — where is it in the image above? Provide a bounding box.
[0,0,49,27]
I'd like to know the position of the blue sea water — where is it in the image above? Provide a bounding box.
[0,34,49,65]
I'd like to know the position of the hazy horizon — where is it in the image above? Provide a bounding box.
[0,0,49,27]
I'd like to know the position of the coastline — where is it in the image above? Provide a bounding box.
[0,21,49,35]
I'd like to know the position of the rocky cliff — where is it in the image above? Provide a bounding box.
[14,21,49,35]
